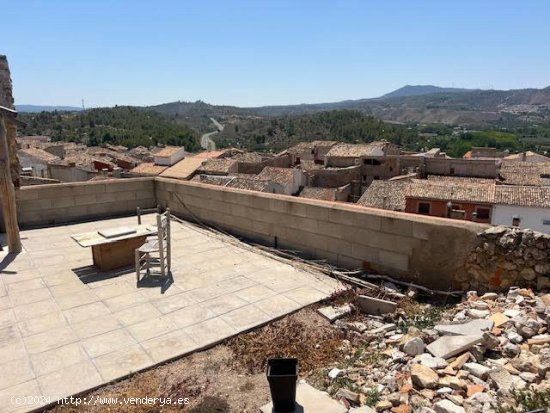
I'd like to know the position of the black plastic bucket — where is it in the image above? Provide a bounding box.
[266,358,298,412]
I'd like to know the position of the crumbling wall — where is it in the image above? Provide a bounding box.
[461,226,550,291]
[0,55,21,187]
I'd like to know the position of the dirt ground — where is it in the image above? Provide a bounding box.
[48,307,338,413]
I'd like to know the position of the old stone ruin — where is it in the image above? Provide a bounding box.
[462,226,550,292]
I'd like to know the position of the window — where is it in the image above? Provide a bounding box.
[512,216,520,227]
[450,167,455,175]
[476,208,490,220]
[543,219,550,226]
[418,202,430,214]
[363,159,381,166]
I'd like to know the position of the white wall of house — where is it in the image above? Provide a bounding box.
[492,205,550,234]
[18,156,49,178]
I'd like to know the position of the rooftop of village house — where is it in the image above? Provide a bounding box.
[298,186,341,201]
[129,162,168,176]
[325,141,400,157]
[287,140,338,153]
[256,166,297,185]
[357,179,409,211]
[152,145,186,157]
[406,179,497,204]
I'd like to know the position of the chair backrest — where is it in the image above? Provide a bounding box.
[137,204,162,225]
[156,208,171,270]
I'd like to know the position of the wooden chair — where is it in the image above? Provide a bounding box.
[135,209,171,285]
[136,204,162,225]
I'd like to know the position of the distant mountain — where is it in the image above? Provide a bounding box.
[16,104,83,113]
[151,86,550,126]
[381,85,472,98]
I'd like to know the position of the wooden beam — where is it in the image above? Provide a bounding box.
[0,115,21,253]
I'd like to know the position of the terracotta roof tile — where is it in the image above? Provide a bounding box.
[405,179,496,204]
[154,146,185,157]
[256,167,296,185]
[326,141,398,157]
[495,186,550,208]
[358,180,409,211]
[129,162,168,176]
[299,187,338,201]
[160,157,205,179]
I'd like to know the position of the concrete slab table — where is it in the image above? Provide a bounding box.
[72,225,156,271]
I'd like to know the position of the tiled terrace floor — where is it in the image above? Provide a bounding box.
[0,215,343,412]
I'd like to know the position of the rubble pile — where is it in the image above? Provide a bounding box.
[317,288,550,413]
[463,226,550,292]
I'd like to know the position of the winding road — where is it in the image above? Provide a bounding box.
[200,117,224,151]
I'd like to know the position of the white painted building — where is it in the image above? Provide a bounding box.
[492,186,550,234]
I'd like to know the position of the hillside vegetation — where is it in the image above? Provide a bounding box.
[149,85,550,125]
[213,110,547,158]
[19,106,200,151]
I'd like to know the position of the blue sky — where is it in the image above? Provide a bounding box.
[1,0,549,107]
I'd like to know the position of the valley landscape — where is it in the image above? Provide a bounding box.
[17,84,550,158]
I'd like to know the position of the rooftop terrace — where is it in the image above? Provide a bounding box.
[0,213,341,412]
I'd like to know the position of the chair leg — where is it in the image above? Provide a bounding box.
[135,250,140,286]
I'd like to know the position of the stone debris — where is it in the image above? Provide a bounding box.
[357,295,397,315]
[319,286,550,412]
[318,304,354,322]
[403,337,425,356]
[426,335,483,359]
[434,319,494,336]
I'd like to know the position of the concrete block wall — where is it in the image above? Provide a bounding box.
[155,177,488,289]
[16,178,156,228]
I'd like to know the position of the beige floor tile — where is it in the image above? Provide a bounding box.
[151,292,196,314]
[0,324,20,344]
[37,360,102,401]
[17,311,67,337]
[63,301,110,324]
[0,308,16,328]
[114,302,161,326]
[23,326,78,355]
[220,304,272,332]
[0,358,35,391]
[48,281,88,299]
[1,270,42,285]
[93,344,153,382]
[30,342,88,377]
[182,317,237,348]
[283,286,327,306]
[0,380,43,413]
[233,284,277,303]
[70,314,122,339]
[127,316,178,342]
[8,288,52,307]
[138,283,184,300]
[92,281,135,301]
[13,299,59,321]
[165,304,217,328]
[255,294,302,318]
[141,330,198,363]
[54,290,100,310]
[6,278,45,294]
[202,294,249,316]
[103,291,149,312]
[0,338,27,365]
[41,270,80,286]
[82,329,136,358]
